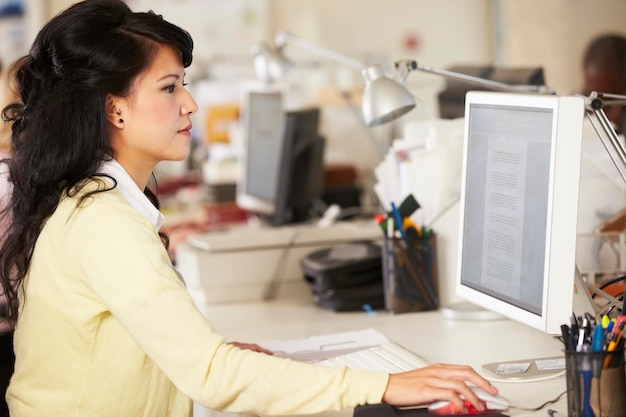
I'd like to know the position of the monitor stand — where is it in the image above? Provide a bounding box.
[481,356,566,382]
[441,301,565,381]
[441,302,505,321]
[475,266,598,382]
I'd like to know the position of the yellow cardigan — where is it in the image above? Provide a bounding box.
[7,181,388,416]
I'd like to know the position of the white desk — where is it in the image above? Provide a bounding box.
[176,220,382,305]
[191,290,568,417]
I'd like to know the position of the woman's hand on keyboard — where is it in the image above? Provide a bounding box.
[381,363,498,413]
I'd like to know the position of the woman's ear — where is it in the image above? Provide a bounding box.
[105,94,125,128]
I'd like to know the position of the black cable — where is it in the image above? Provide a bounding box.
[338,205,383,220]
[623,282,626,314]
[591,274,626,300]
[509,390,566,412]
[597,274,626,292]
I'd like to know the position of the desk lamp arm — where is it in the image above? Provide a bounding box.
[394,60,556,94]
[582,93,626,185]
[275,32,365,71]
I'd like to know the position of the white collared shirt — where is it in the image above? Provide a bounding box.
[98,159,164,231]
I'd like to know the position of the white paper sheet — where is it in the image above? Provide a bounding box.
[257,328,390,362]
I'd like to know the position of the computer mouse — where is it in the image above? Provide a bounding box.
[427,386,509,415]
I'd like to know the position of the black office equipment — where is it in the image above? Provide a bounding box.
[237,90,325,226]
[275,108,326,225]
[301,241,384,311]
[437,65,546,119]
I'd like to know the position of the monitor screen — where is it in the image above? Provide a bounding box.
[237,90,285,215]
[456,91,590,336]
[237,89,325,226]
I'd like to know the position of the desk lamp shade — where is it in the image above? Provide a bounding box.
[362,64,416,127]
[252,43,292,83]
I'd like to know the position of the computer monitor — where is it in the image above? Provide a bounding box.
[276,108,326,225]
[454,91,596,380]
[236,90,325,226]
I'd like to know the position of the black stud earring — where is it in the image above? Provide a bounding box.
[118,118,123,123]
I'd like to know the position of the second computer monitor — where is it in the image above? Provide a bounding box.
[455,91,591,336]
[274,107,325,226]
[237,90,325,226]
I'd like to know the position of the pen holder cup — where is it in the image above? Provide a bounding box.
[564,348,626,417]
[381,233,439,314]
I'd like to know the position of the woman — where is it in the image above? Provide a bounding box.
[0,1,497,416]
[0,59,16,417]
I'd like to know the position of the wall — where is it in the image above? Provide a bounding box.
[25,0,626,94]
[266,0,493,173]
[496,0,626,95]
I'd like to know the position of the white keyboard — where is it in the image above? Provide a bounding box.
[316,342,431,373]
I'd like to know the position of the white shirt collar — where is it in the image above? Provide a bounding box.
[98,159,164,231]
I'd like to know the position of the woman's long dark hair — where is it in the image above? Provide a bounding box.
[0,0,193,323]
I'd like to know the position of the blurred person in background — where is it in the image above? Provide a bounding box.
[581,33,626,135]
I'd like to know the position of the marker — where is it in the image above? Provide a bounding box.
[591,323,603,352]
[601,314,610,329]
[398,194,420,218]
[386,217,394,239]
[603,325,623,369]
[374,214,387,233]
[591,323,604,376]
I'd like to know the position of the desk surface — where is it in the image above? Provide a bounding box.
[192,291,568,417]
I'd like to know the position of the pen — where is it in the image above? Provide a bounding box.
[606,320,614,337]
[603,334,619,369]
[560,324,571,349]
[577,322,585,351]
[390,202,406,239]
[571,314,580,346]
[575,343,593,417]
[608,322,625,368]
